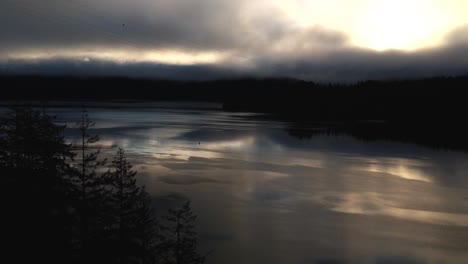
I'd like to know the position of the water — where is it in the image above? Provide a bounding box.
[50,106,468,264]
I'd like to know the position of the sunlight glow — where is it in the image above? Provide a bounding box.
[270,0,468,51]
[352,0,449,50]
[2,48,227,65]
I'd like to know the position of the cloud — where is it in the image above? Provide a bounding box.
[445,23,468,45]
[1,0,468,81]
[248,42,468,81]
[0,0,351,57]
[0,0,279,53]
[0,58,243,80]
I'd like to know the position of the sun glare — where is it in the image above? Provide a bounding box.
[352,0,447,50]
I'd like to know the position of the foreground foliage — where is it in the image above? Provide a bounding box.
[0,106,205,264]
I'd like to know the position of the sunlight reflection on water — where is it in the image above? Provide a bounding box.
[48,106,468,264]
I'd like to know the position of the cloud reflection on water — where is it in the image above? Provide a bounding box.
[52,107,468,264]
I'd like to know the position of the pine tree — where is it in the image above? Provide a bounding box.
[108,147,159,264]
[72,109,108,263]
[0,106,76,263]
[109,148,140,263]
[1,107,207,264]
[74,109,106,202]
[159,201,206,264]
[0,107,74,176]
[136,190,160,264]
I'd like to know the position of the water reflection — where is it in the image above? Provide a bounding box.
[50,107,468,264]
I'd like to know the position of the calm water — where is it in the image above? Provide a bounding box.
[50,106,468,264]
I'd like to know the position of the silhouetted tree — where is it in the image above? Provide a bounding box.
[74,109,106,200]
[159,201,206,264]
[136,190,160,264]
[0,106,76,263]
[1,107,207,264]
[107,148,159,263]
[72,109,108,263]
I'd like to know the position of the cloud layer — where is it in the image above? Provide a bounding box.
[1,0,468,81]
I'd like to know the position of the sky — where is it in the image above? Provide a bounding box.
[1,0,468,82]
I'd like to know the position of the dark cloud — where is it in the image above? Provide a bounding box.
[0,0,247,51]
[249,42,468,81]
[0,58,241,80]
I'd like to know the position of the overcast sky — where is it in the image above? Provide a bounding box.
[1,0,468,82]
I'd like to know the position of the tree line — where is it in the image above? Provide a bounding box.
[0,106,207,264]
[2,75,468,122]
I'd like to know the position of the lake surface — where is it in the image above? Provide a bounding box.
[50,106,468,264]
